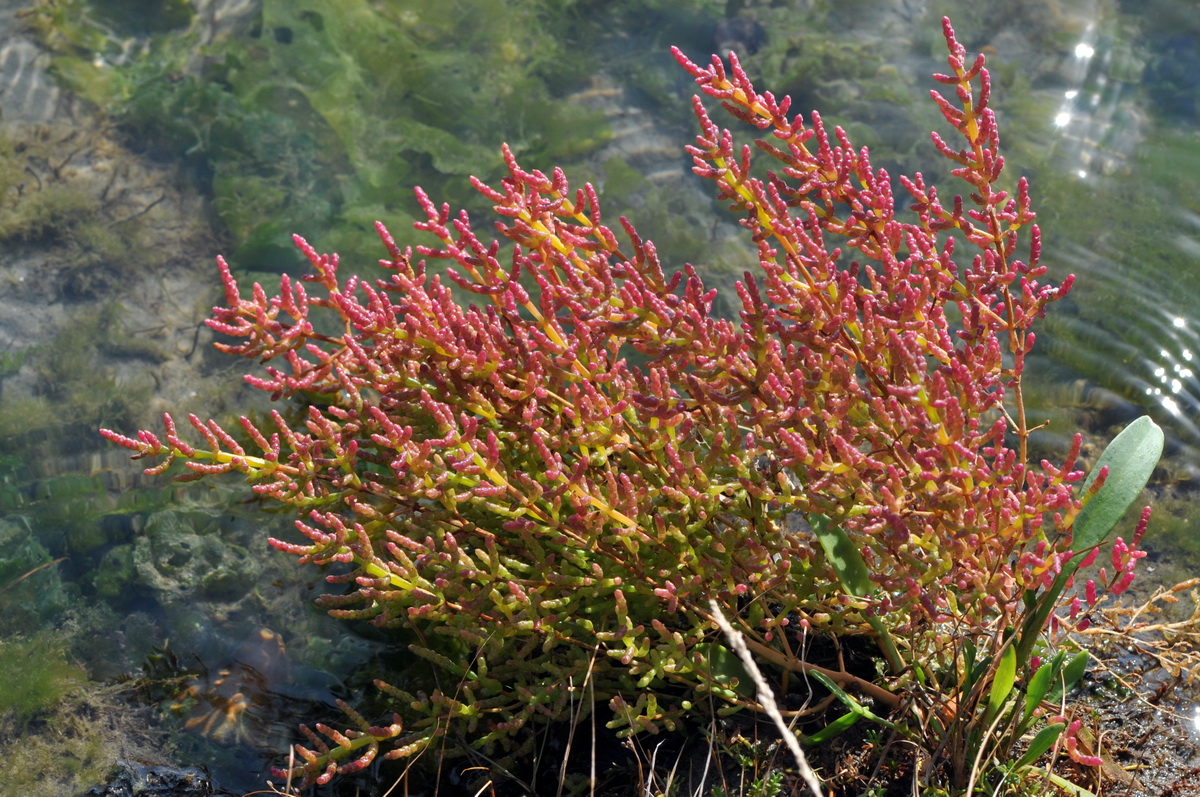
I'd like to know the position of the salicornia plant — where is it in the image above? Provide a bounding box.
[103,17,1162,792]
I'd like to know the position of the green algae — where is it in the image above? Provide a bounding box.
[29,0,613,273]
[0,124,192,299]
[0,518,72,634]
[1022,125,1200,448]
[0,633,86,726]
[0,305,158,447]
[0,672,114,795]
[0,130,103,245]
[0,624,166,795]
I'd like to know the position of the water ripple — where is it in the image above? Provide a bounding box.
[0,38,60,122]
[1037,227,1200,463]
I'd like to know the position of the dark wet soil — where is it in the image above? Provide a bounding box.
[1072,637,1200,797]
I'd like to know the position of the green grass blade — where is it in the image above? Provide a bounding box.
[801,710,861,746]
[807,670,896,729]
[1021,651,1062,729]
[1011,722,1066,771]
[1047,650,1089,703]
[986,644,1017,723]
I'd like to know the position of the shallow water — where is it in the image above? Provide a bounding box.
[1,0,1198,792]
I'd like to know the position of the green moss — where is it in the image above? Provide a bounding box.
[0,634,85,726]
[0,396,58,440]
[0,183,100,242]
[0,124,182,298]
[0,641,152,794]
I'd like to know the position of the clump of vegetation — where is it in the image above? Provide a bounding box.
[0,128,104,245]
[104,17,1163,795]
[0,122,198,303]
[0,627,172,795]
[0,633,86,726]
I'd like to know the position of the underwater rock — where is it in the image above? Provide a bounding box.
[84,759,233,797]
[713,17,765,57]
[0,0,62,122]
[91,543,137,601]
[133,510,263,603]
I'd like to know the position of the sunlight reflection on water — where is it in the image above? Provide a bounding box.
[1028,6,1200,469]
[1049,18,1149,181]
[1038,234,1200,462]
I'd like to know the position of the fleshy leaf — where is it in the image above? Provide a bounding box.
[1072,415,1162,554]
[810,514,872,597]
